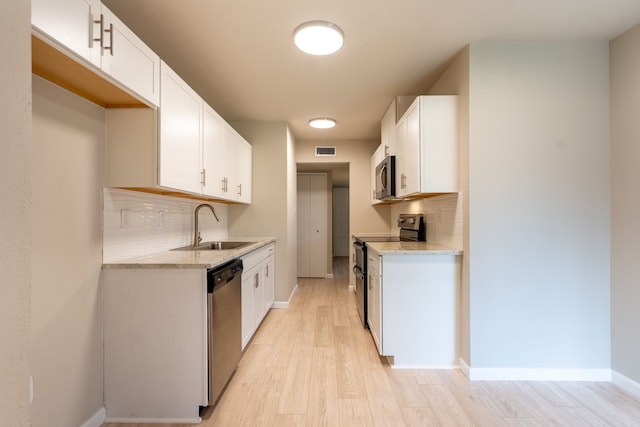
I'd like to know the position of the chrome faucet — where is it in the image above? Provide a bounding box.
[193,203,219,246]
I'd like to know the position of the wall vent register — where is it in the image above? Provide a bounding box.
[315,146,337,156]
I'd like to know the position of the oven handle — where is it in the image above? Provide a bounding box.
[353,265,364,279]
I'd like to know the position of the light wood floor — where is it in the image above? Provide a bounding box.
[104,257,640,427]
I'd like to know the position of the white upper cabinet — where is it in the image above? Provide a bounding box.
[159,61,203,194]
[202,110,252,203]
[235,137,252,204]
[32,0,160,106]
[202,104,227,198]
[32,0,103,67]
[380,98,397,157]
[395,96,458,198]
[100,5,161,106]
[370,144,384,205]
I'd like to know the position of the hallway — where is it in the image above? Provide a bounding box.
[105,257,640,426]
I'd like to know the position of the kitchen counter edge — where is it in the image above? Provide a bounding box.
[363,240,463,256]
[101,238,276,270]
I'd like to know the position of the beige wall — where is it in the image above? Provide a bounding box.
[0,0,31,425]
[611,24,640,385]
[31,77,105,427]
[229,122,298,303]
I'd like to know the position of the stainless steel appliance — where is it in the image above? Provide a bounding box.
[375,155,396,200]
[207,258,243,406]
[353,213,425,328]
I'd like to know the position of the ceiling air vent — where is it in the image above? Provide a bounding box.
[315,146,336,156]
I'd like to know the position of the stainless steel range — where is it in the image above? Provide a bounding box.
[352,213,425,328]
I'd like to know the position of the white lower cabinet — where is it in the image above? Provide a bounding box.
[367,251,382,351]
[368,248,461,368]
[103,268,207,422]
[241,243,275,349]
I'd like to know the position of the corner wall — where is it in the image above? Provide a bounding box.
[0,0,31,425]
[31,76,106,427]
[468,42,611,374]
[229,122,297,303]
[611,24,640,386]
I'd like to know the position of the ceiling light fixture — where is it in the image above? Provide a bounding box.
[294,21,344,55]
[309,117,336,129]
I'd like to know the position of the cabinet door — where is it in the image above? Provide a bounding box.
[101,5,160,106]
[241,267,259,350]
[396,99,420,197]
[235,137,252,203]
[381,98,397,157]
[368,262,382,354]
[32,0,102,67]
[202,104,226,198]
[263,255,275,312]
[159,62,203,194]
[370,144,383,205]
[252,268,264,330]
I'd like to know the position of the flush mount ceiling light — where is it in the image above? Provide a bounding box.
[294,21,344,55]
[309,117,336,129]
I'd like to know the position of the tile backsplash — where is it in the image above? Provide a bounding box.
[103,188,228,262]
[389,193,463,249]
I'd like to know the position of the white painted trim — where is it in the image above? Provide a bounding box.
[272,283,298,309]
[391,364,457,370]
[79,407,106,427]
[612,370,640,399]
[459,358,471,379]
[105,417,201,424]
[467,367,611,382]
[326,273,334,279]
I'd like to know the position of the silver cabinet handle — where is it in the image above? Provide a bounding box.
[92,14,104,47]
[104,22,114,55]
[237,183,242,196]
[201,169,206,186]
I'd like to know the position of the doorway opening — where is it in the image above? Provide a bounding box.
[296,162,349,279]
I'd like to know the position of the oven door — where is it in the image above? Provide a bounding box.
[353,241,368,328]
[353,265,367,328]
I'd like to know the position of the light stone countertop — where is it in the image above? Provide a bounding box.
[357,239,462,256]
[102,238,275,269]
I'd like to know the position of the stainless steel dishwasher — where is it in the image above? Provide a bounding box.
[207,258,243,406]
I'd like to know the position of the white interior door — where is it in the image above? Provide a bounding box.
[297,173,327,277]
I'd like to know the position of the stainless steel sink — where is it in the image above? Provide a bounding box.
[171,241,256,251]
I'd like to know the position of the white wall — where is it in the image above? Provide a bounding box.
[467,43,611,373]
[0,0,31,425]
[31,77,106,426]
[611,24,640,385]
[103,188,228,262]
[228,122,298,303]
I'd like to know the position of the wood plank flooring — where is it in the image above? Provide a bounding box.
[103,257,640,427]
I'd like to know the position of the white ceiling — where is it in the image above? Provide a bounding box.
[103,0,640,141]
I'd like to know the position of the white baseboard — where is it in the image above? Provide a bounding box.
[460,358,611,381]
[80,407,106,427]
[273,283,298,309]
[105,417,201,424]
[612,370,640,399]
[326,273,334,279]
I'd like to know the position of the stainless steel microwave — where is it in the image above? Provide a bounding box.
[375,155,396,199]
